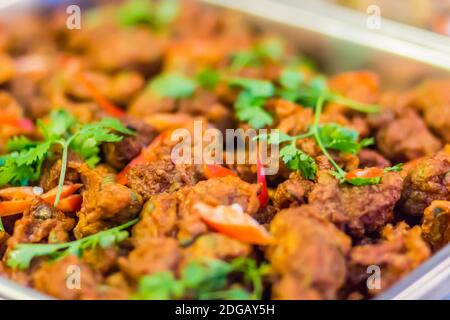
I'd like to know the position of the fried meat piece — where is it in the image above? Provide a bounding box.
[273,172,314,209]
[6,198,75,252]
[400,153,450,216]
[118,237,181,280]
[71,163,142,239]
[132,176,260,244]
[421,200,450,251]
[308,171,403,238]
[357,149,391,169]
[126,143,203,201]
[408,79,450,142]
[102,116,156,170]
[376,110,441,162]
[33,255,101,300]
[349,222,430,296]
[266,206,351,300]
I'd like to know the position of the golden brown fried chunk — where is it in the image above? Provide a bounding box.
[33,255,101,300]
[71,163,142,239]
[349,222,431,296]
[400,153,450,216]
[377,110,441,162]
[118,237,181,281]
[266,205,351,300]
[132,176,260,244]
[273,172,314,209]
[422,200,450,251]
[308,171,403,238]
[6,198,75,252]
[408,79,450,142]
[127,145,202,201]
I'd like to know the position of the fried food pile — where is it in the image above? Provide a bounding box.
[0,0,448,300]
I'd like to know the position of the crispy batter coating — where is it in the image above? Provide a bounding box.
[349,222,431,296]
[308,171,403,237]
[400,153,450,216]
[266,205,351,300]
[422,200,450,251]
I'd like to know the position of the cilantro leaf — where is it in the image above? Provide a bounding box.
[38,109,75,139]
[318,123,362,154]
[345,176,381,186]
[7,136,39,152]
[280,144,317,180]
[254,37,285,61]
[70,117,134,167]
[229,77,275,98]
[149,73,197,99]
[132,257,267,300]
[117,0,179,29]
[279,68,304,90]
[7,219,137,270]
[15,141,52,167]
[236,106,273,129]
[196,68,221,90]
[384,163,403,172]
[230,37,284,71]
[229,78,275,129]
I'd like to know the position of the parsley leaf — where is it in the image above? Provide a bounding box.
[345,176,381,186]
[149,73,197,99]
[196,68,221,90]
[133,257,268,300]
[70,118,133,167]
[229,77,275,129]
[0,109,133,206]
[117,0,180,29]
[279,68,304,90]
[6,219,138,270]
[229,77,275,98]
[318,123,372,155]
[230,37,285,71]
[280,144,316,179]
[384,163,403,172]
[7,219,137,270]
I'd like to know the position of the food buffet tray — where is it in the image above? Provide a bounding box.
[0,0,449,300]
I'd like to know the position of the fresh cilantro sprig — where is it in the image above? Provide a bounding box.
[132,257,269,300]
[229,77,275,129]
[256,94,381,185]
[148,72,198,99]
[117,0,180,29]
[278,68,379,113]
[230,37,285,71]
[0,110,134,206]
[7,218,138,270]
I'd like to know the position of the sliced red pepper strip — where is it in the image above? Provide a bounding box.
[0,116,35,133]
[203,164,236,179]
[57,194,82,213]
[194,202,274,245]
[256,150,268,207]
[116,132,167,185]
[345,167,384,180]
[77,72,126,118]
[0,184,83,217]
[0,187,36,200]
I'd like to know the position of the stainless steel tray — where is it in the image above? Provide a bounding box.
[0,0,449,300]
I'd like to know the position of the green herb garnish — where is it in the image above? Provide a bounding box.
[0,110,134,206]
[132,257,269,300]
[117,0,180,29]
[149,72,198,99]
[229,77,275,129]
[7,219,138,270]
